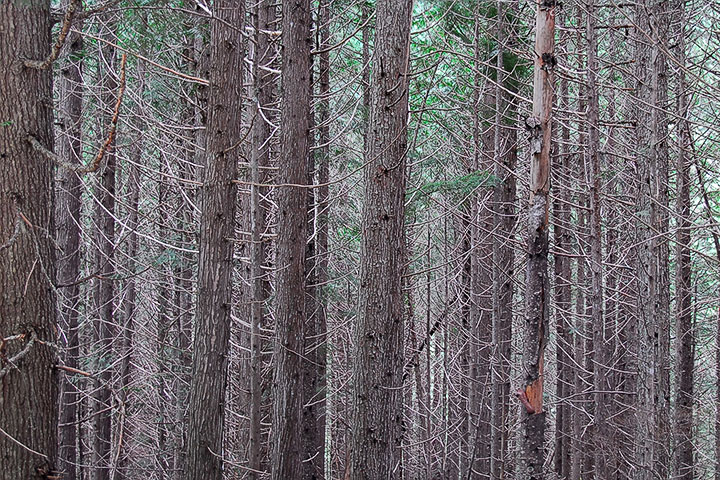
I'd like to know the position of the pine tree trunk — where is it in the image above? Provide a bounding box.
[185,1,244,478]
[553,59,572,480]
[673,14,693,476]
[92,21,117,480]
[248,1,276,476]
[350,0,412,477]
[270,0,312,476]
[634,1,658,478]
[490,5,517,475]
[586,2,610,476]
[0,1,58,478]
[56,7,84,479]
[519,0,555,477]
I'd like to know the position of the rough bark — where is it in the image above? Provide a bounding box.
[349,0,412,477]
[490,6,517,476]
[55,7,84,479]
[248,1,276,477]
[633,1,658,478]
[270,0,312,476]
[673,15,693,477]
[0,1,59,478]
[586,3,609,478]
[115,103,141,480]
[553,48,572,480]
[185,1,244,478]
[518,0,554,477]
[652,2,671,477]
[92,21,117,480]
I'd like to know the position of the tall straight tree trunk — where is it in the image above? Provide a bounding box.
[56,8,84,480]
[490,6,517,476]
[301,1,331,476]
[553,50,572,480]
[519,0,554,477]
[302,32,325,476]
[633,2,657,478]
[674,10,693,478]
[92,21,117,480]
[270,0,311,476]
[0,1,58,478]
[350,0,412,477]
[185,1,244,478]
[115,103,142,479]
[315,1,331,477]
[586,2,609,477]
[652,2,671,476]
[248,1,276,476]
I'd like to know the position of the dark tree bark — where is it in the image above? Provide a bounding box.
[553,46,572,480]
[519,0,555,477]
[92,22,117,480]
[248,1,276,476]
[633,2,657,478]
[652,2,671,477]
[301,1,330,477]
[490,5,517,479]
[673,14,693,476]
[270,0,312,477]
[350,0,412,478]
[0,1,59,478]
[115,88,142,479]
[185,1,244,478]
[586,3,610,478]
[55,6,84,479]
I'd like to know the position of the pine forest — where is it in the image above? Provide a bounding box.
[1,0,719,479]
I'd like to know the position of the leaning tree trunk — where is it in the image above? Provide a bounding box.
[350,0,413,478]
[518,0,555,477]
[185,1,244,478]
[270,0,312,477]
[0,1,59,478]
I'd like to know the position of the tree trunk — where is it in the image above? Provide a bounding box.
[248,1,276,476]
[633,2,657,478]
[586,3,610,478]
[350,0,412,477]
[654,3,671,477]
[56,6,84,479]
[185,1,244,478]
[270,0,312,476]
[115,100,141,479]
[673,12,693,477]
[553,46,572,480]
[0,1,59,478]
[519,0,554,478]
[92,21,117,480]
[490,5,517,479]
